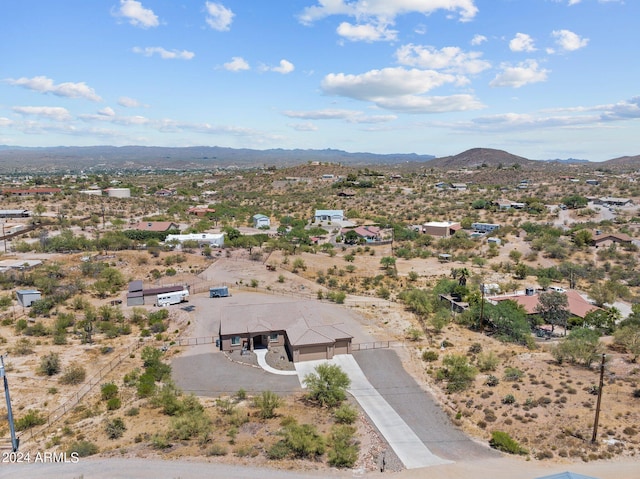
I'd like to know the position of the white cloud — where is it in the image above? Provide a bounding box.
[336,22,397,42]
[289,122,319,131]
[395,44,491,74]
[471,34,487,46]
[205,2,234,31]
[12,106,72,121]
[223,57,250,72]
[115,0,159,28]
[5,76,102,102]
[98,107,116,117]
[132,47,195,60]
[263,59,295,74]
[299,0,479,26]
[321,67,484,113]
[490,60,549,88]
[283,108,397,123]
[552,29,589,52]
[0,117,13,127]
[118,96,141,108]
[509,33,536,52]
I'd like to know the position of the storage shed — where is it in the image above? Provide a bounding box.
[16,289,41,307]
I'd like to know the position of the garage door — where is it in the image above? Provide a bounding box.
[298,345,328,362]
[334,340,350,355]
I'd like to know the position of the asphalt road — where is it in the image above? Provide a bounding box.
[353,349,499,461]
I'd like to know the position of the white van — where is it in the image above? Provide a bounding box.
[548,286,566,293]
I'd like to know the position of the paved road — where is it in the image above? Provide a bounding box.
[353,349,499,462]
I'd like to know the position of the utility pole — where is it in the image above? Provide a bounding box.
[591,353,606,443]
[1,355,19,452]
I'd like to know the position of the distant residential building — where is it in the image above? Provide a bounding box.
[134,221,179,232]
[495,200,513,210]
[592,230,632,248]
[487,237,501,245]
[434,182,447,189]
[106,188,131,198]
[472,222,500,233]
[79,189,102,196]
[154,189,176,197]
[314,209,344,222]
[490,290,599,320]
[422,221,461,237]
[252,214,270,228]
[187,206,216,217]
[0,209,30,218]
[2,187,61,196]
[351,225,382,242]
[585,179,600,186]
[450,183,467,190]
[165,233,224,247]
[596,196,632,206]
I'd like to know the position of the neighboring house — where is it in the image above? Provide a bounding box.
[351,225,382,242]
[165,233,224,247]
[2,188,61,196]
[105,188,131,198]
[495,200,513,210]
[487,237,501,245]
[252,214,271,228]
[434,182,447,189]
[489,290,599,319]
[592,230,632,248]
[585,179,600,186]
[472,222,500,233]
[596,196,632,207]
[16,289,41,307]
[79,189,103,196]
[219,301,353,363]
[422,221,461,238]
[0,209,30,218]
[187,206,216,217]
[134,221,179,232]
[450,183,467,190]
[314,209,344,222]
[154,189,176,197]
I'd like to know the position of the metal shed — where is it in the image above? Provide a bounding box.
[16,289,41,307]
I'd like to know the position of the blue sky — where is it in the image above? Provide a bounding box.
[1,0,638,161]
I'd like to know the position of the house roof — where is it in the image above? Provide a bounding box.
[490,290,599,318]
[423,221,461,228]
[535,472,600,479]
[220,301,353,347]
[592,230,632,243]
[253,214,269,220]
[353,225,381,237]
[134,221,178,232]
[315,209,344,216]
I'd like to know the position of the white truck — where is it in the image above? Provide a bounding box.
[156,289,189,307]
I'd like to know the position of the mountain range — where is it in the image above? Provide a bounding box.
[0,145,638,172]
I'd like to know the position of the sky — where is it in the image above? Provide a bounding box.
[1,0,639,161]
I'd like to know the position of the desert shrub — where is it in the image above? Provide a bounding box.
[405,327,424,341]
[252,390,282,419]
[168,410,212,444]
[502,394,516,405]
[101,382,119,401]
[304,363,351,408]
[39,352,61,376]
[476,351,500,372]
[12,338,34,356]
[104,417,126,439]
[107,397,122,410]
[422,350,439,362]
[270,421,325,459]
[503,367,524,382]
[485,375,500,387]
[150,434,170,449]
[468,342,483,354]
[489,431,528,455]
[136,372,156,398]
[125,407,139,417]
[236,388,247,400]
[123,369,140,387]
[15,409,47,431]
[436,354,478,392]
[206,443,228,456]
[152,382,182,416]
[327,425,359,468]
[59,363,86,385]
[67,440,99,457]
[333,403,358,424]
[633,389,640,399]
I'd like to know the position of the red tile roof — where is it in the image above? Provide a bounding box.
[490,290,599,318]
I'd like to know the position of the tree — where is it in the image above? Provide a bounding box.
[573,229,593,248]
[380,256,396,270]
[303,363,351,408]
[535,291,569,336]
[583,307,619,335]
[614,325,640,362]
[484,300,532,346]
[553,328,604,367]
[343,230,360,245]
[562,194,588,209]
[436,354,477,392]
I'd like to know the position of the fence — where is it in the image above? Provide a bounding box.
[352,341,403,351]
[16,339,146,445]
[174,336,217,347]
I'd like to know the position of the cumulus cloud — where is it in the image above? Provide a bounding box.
[12,106,72,121]
[5,76,102,102]
[115,0,159,28]
[132,47,195,60]
[509,33,536,52]
[490,60,549,88]
[395,44,491,75]
[336,22,397,42]
[552,29,589,52]
[289,122,319,131]
[98,107,116,117]
[471,34,487,46]
[321,67,484,113]
[262,59,295,74]
[223,56,250,72]
[283,108,397,123]
[118,96,141,108]
[205,2,234,31]
[0,117,14,127]
[299,0,479,26]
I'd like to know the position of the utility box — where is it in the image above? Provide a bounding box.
[16,289,41,307]
[209,286,229,298]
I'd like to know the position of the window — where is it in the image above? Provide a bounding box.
[231,336,241,346]
[269,333,279,342]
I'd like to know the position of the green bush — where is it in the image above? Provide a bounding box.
[503,367,524,382]
[104,417,126,439]
[59,363,86,385]
[271,421,325,459]
[15,409,47,431]
[489,430,528,455]
[327,425,359,468]
[107,397,122,411]
[253,390,282,419]
[39,352,61,376]
[101,382,119,401]
[476,351,499,372]
[333,403,358,424]
[67,440,99,457]
[422,350,439,362]
[304,363,351,408]
[436,354,478,392]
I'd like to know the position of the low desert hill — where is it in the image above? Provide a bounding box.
[427,148,536,169]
